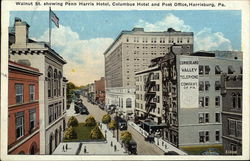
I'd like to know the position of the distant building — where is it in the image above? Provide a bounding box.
[9,18,67,154]
[94,77,105,104]
[104,27,193,117]
[8,61,42,154]
[88,83,95,103]
[221,73,242,155]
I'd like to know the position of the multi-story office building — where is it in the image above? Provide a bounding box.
[9,18,67,154]
[8,61,42,154]
[134,45,242,153]
[87,83,95,103]
[221,73,242,155]
[159,45,242,152]
[94,77,105,104]
[104,27,193,117]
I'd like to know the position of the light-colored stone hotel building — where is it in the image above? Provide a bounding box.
[104,27,193,118]
[9,18,67,154]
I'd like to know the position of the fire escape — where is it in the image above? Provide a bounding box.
[144,72,156,119]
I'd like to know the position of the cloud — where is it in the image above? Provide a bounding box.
[33,25,113,86]
[135,13,233,51]
[194,28,233,51]
[135,13,191,32]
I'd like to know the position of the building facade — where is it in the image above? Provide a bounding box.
[8,61,42,154]
[104,28,193,117]
[94,77,105,104]
[9,18,67,154]
[221,74,242,155]
[159,46,242,152]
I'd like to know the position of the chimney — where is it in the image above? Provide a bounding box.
[14,17,30,45]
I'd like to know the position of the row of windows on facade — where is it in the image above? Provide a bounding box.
[128,44,191,50]
[199,65,242,75]
[136,84,160,92]
[136,103,161,114]
[126,36,191,44]
[47,67,64,98]
[48,101,64,124]
[199,130,220,143]
[199,94,241,109]
[16,109,36,139]
[15,84,35,104]
[199,81,221,91]
[135,73,160,82]
[198,112,221,124]
[136,94,160,103]
[117,98,132,108]
[228,119,242,138]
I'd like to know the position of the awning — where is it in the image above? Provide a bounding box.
[215,65,221,74]
[228,65,235,74]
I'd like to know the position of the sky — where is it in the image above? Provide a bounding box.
[10,10,241,86]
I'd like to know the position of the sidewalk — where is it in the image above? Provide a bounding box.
[98,122,127,154]
[128,121,187,155]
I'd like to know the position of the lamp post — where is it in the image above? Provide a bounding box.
[115,110,119,142]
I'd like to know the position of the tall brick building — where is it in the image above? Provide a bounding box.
[8,61,42,154]
[94,77,105,104]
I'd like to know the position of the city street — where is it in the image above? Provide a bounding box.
[81,96,165,155]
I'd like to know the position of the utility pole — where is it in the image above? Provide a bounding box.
[116,110,119,142]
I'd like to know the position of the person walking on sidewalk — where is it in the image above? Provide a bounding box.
[62,145,65,152]
[114,145,117,151]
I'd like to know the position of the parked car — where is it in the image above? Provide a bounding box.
[115,116,127,130]
[126,140,137,155]
[80,108,89,115]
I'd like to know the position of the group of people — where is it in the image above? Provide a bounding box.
[62,144,69,152]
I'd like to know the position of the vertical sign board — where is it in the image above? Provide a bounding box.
[179,57,199,108]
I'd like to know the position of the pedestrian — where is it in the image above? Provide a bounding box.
[84,146,87,153]
[62,145,65,152]
[66,144,68,150]
[165,144,168,149]
[114,145,117,151]
[111,141,113,147]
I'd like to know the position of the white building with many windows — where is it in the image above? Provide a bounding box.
[9,18,67,154]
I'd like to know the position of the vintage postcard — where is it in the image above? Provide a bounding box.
[1,0,250,160]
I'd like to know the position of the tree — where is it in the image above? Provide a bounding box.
[120,131,132,145]
[108,120,117,130]
[85,116,96,126]
[64,126,77,139]
[102,114,111,124]
[67,116,78,127]
[90,125,103,139]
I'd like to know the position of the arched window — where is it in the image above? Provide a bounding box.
[58,72,62,96]
[126,98,132,108]
[237,93,242,109]
[54,69,57,97]
[49,133,54,154]
[47,67,53,98]
[29,142,38,155]
[232,93,236,108]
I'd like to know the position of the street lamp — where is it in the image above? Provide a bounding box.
[115,109,119,142]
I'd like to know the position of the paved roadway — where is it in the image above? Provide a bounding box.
[81,96,164,155]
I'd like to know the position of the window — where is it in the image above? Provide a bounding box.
[16,112,24,139]
[29,85,35,101]
[199,97,204,107]
[215,96,220,106]
[205,81,210,91]
[215,130,220,141]
[232,93,236,109]
[47,67,52,98]
[228,65,235,74]
[205,66,210,75]
[199,81,204,91]
[199,131,205,142]
[54,70,57,96]
[230,144,237,152]
[205,131,209,142]
[205,97,209,107]
[29,109,36,131]
[215,81,221,90]
[16,84,23,104]
[199,113,204,123]
[215,113,220,123]
[236,122,242,138]
[228,119,236,136]
[126,98,132,108]
[237,93,242,109]
[215,65,221,74]
[199,65,204,75]
[49,105,53,124]
[205,113,209,123]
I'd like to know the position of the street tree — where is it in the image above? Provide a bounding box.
[120,131,132,145]
[90,125,103,139]
[108,119,117,137]
[85,115,96,126]
[64,126,77,139]
[67,116,79,127]
[102,114,111,124]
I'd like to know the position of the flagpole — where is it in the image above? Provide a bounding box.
[49,7,51,47]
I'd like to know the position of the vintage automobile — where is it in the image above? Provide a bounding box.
[125,140,137,155]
